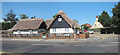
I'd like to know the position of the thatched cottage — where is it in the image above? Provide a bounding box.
[12,10,80,34]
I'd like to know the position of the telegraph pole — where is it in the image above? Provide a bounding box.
[73,23,76,40]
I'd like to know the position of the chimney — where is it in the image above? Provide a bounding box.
[96,16,98,18]
[96,16,98,21]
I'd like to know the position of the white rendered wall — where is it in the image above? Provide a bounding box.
[77,29,80,34]
[13,30,38,34]
[91,17,104,29]
[50,28,74,33]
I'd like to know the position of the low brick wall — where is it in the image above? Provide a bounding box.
[4,33,89,39]
[9,37,42,39]
[46,37,74,39]
[76,33,89,39]
[89,32,118,38]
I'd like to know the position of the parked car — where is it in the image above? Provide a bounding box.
[87,30,94,34]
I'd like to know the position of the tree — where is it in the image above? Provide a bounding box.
[111,2,120,28]
[30,16,35,19]
[0,22,2,30]
[20,14,28,19]
[98,10,111,27]
[2,22,11,30]
[31,17,34,19]
[73,19,78,23]
[53,14,57,18]
[110,16,117,28]
[30,17,34,19]
[83,25,89,30]
[2,10,18,29]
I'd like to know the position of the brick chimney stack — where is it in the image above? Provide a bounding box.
[96,16,98,18]
[96,16,98,21]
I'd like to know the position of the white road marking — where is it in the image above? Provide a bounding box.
[100,45,107,46]
[53,44,69,47]
[111,42,120,44]
[54,45,62,46]
[74,45,80,46]
[32,44,52,45]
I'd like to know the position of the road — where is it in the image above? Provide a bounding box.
[2,37,119,53]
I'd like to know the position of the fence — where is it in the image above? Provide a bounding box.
[1,30,10,37]
[46,33,74,39]
[1,31,89,39]
[9,33,42,39]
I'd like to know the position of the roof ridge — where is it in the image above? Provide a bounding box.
[46,19,53,21]
[12,19,44,30]
[20,18,44,21]
[58,10,65,14]
[47,10,80,29]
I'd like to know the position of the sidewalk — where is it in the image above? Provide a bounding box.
[1,35,118,42]
[2,37,103,42]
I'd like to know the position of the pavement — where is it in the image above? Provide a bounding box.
[1,36,118,42]
[1,36,119,53]
[89,33,119,38]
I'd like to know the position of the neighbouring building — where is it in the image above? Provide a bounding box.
[12,18,47,34]
[90,16,104,29]
[47,10,80,34]
[83,23,92,28]
[81,23,92,32]
[81,23,92,29]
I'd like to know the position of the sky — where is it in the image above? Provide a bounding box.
[2,2,118,25]
[1,0,120,2]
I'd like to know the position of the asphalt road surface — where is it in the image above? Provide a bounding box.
[2,37,119,53]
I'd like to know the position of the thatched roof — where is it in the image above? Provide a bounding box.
[12,18,44,30]
[45,19,53,28]
[47,10,80,29]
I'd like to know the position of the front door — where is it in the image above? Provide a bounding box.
[42,33,46,39]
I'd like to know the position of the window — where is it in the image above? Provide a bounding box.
[53,28,56,32]
[65,28,69,32]
[17,30,20,34]
[58,18,62,22]
[67,28,69,32]
[58,15,62,22]
[95,24,96,26]
[55,29,56,32]
[99,24,100,27]
[29,30,32,34]
[59,16,60,17]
